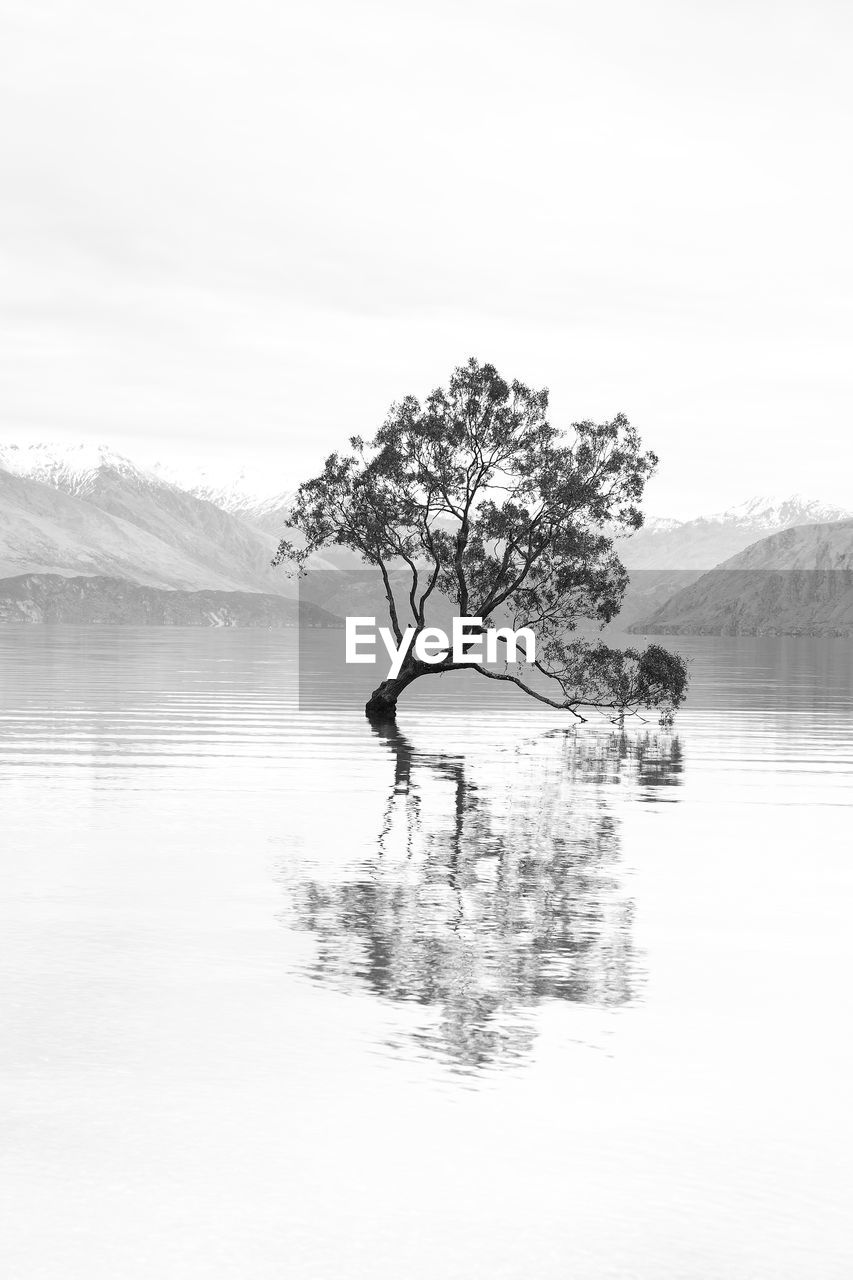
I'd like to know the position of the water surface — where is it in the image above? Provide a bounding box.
[1,627,852,1278]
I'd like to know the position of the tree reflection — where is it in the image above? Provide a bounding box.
[282,721,684,1072]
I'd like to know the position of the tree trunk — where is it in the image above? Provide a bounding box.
[364,661,422,720]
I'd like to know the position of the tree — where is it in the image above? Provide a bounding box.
[274,358,688,722]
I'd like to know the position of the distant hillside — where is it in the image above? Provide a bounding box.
[0,574,341,627]
[628,520,853,636]
[0,445,296,595]
[0,467,274,592]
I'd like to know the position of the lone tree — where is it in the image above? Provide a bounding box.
[274,359,687,723]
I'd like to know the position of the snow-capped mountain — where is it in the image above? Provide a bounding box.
[702,494,853,531]
[0,442,158,498]
[0,466,252,590]
[0,442,299,596]
[617,494,853,570]
[640,515,684,534]
[150,461,295,531]
[0,443,295,532]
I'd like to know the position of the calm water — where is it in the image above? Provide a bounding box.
[1,627,852,1278]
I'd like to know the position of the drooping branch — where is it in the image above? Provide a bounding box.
[467,664,589,720]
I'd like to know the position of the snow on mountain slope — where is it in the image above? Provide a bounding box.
[0,442,152,497]
[149,459,295,531]
[617,494,853,570]
[0,467,275,591]
[1,442,296,536]
[703,494,853,530]
[640,515,683,534]
[186,479,294,531]
[0,444,298,594]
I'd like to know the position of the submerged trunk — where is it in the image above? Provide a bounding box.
[364,659,423,720]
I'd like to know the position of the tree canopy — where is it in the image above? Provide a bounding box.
[274,358,687,722]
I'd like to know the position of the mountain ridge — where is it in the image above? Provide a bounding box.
[2,441,850,629]
[0,448,299,596]
[0,466,280,592]
[628,519,853,636]
[616,495,853,570]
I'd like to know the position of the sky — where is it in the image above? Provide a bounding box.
[1,0,852,517]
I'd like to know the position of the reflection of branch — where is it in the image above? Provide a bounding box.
[280,725,685,1073]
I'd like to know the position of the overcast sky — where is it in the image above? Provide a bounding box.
[2,0,851,516]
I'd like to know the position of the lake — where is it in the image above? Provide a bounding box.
[1,626,852,1278]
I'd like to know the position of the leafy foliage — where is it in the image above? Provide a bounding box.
[275,358,688,721]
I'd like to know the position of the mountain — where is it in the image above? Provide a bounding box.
[616,495,853,570]
[0,442,290,521]
[0,466,272,591]
[149,459,295,533]
[189,486,293,535]
[0,441,150,496]
[721,519,853,571]
[704,495,853,528]
[0,574,342,627]
[2,442,849,632]
[0,444,298,595]
[628,519,853,636]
